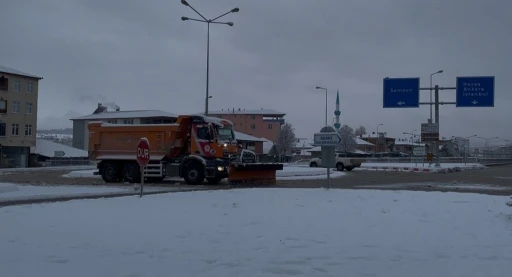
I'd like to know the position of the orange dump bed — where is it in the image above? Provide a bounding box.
[88,120,190,161]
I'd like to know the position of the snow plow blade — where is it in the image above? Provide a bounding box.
[228,163,284,186]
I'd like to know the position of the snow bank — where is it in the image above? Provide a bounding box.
[0,183,19,193]
[1,189,511,276]
[0,183,129,201]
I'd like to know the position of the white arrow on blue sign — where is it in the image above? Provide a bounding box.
[314,132,342,147]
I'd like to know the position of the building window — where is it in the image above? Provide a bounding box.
[106,120,117,124]
[0,122,6,136]
[123,119,134,124]
[25,102,33,114]
[12,101,20,113]
[250,115,255,120]
[11,123,19,136]
[0,99,7,113]
[268,124,272,129]
[250,124,256,130]
[13,80,20,92]
[26,82,34,93]
[25,124,32,136]
[0,76,8,91]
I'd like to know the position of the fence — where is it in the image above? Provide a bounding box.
[361,157,512,165]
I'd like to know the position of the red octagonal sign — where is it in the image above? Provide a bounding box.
[136,137,151,167]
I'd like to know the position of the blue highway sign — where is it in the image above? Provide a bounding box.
[456,76,495,107]
[383,77,420,108]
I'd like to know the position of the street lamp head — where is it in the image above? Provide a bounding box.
[181,16,189,21]
[226,22,234,26]
[181,0,190,6]
[231,7,240,13]
[437,70,444,73]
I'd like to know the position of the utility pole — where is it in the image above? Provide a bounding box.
[316,86,328,126]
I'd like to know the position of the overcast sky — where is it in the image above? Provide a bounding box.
[1,0,511,147]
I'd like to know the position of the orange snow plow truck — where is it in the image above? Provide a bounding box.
[88,114,283,185]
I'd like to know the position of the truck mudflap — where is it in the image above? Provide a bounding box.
[227,163,284,186]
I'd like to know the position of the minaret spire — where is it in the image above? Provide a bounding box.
[334,89,341,130]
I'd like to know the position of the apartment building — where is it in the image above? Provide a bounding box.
[207,109,286,142]
[0,65,43,167]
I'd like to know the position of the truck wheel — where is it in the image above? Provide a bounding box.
[123,162,141,183]
[184,162,205,185]
[102,162,122,183]
[206,177,223,185]
[345,166,353,171]
[310,162,317,167]
[336,162,345,171]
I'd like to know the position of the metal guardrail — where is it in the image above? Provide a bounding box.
[361,157,512,165]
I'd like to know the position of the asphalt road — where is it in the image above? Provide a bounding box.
[2,165,512,196]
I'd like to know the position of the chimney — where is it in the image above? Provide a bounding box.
[238,108,241,111]
[98,103,102,108]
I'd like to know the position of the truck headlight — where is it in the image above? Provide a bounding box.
[223,143,228,147]
[217,166,224,171]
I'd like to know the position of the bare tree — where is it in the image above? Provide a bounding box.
[354,126,367,137]
[337,125,357,152]
[276,123,297,155]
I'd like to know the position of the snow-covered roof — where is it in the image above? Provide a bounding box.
[70,110,178,121]
[306,146,321,152]
[206,109,285,116]
[356,137,374,146]
[0,65,42,79]
[31,139,88,158]
[234,131,268,142]
[262,139,274,154]
[189,113,234,127]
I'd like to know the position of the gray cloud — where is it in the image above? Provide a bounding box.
[1,0,511,147]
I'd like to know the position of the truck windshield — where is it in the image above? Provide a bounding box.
[217,126,234,140]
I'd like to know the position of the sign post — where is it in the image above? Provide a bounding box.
[314,130,342,189]
[383,75,495,168]
[136,137,151,198]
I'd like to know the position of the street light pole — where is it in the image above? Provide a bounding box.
[181,0,239,116]
[478,136,499,150]
[429,70,443,122]
[316,86,328,126]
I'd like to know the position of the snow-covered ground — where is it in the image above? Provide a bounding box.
[63,166,346,180]
[1,188,511,276]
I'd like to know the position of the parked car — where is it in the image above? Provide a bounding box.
[309,153,363,171]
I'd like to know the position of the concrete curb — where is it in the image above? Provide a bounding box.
[0,187,215,208]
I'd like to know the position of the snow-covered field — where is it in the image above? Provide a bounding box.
[63,166,346,180]
[1,188,511,276]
